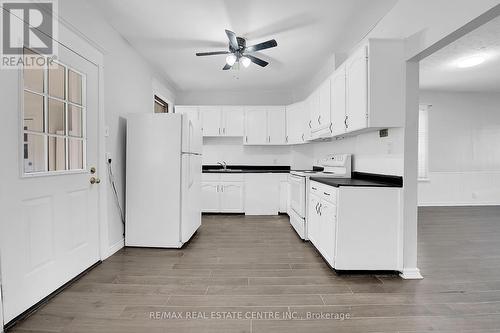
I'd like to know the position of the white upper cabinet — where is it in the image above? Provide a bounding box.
[196,106,245,137]
[330,39,405,136]
[245,106,287,145]
[318,78,331,131]
[200,106,222,136]
[244,107,268,145]
[331,64,347,136]
[222,106,244,137]
[346,45,369,132]
[267,106,287,145]
[286,101,307,144]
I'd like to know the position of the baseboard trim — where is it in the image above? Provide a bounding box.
[399,268,423,279]
[103,239,124,260]
[419,202,500,207]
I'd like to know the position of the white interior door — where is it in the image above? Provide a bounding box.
[0,42,100,322]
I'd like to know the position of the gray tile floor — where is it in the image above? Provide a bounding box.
[8,206,500,332]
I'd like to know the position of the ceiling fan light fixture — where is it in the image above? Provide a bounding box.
[226,54,237,66]
[241,56,251,68]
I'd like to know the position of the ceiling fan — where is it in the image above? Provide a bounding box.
[196,30,277,70]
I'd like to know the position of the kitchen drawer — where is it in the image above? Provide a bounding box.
[310,180,338,203]
[202,173,220,182]
[220,174,245,182]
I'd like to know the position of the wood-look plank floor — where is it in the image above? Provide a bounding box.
[8,207,500,332]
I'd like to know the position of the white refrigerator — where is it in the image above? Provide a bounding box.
[125,112,202,248]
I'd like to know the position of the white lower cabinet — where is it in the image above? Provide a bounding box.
[202,174,244,213]
[202,173,288,215]
[308,180,402,271]
[201,181,220,213]
[220,182,245,213]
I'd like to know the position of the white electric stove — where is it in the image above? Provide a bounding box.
[288,154,351,240]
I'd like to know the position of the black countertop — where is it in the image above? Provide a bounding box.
[203,165,290,174]
[310,172,403,188]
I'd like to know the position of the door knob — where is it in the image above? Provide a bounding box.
[90,177,101,184]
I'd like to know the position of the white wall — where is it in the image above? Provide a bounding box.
[291,129,405,175]
[177,90,292,105]
[59,0,176,255]
[203,138,291,166]
[418,90,500,206]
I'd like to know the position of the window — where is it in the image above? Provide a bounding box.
[418,104,430,181]
[22,48,86,175]
[154,95,169,113]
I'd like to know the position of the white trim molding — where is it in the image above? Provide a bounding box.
[103,239,125,261]
[400,268,423,280]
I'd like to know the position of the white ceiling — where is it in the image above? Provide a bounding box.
[420,15,500,93]
[90,0,397,92]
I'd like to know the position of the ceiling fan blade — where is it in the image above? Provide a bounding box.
[222,64,232,70]
[245,39,277,53]
[225,29,239,50]
[196,51,230,56]
[246,55,269,67]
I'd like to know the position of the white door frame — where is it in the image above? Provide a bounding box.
[0,14,109,332]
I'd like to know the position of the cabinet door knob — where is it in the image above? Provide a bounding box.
[308,120,312,128]
[344,115,348,128]
[318,115,321,124]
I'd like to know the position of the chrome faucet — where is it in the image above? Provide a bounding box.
[217,161,227,170]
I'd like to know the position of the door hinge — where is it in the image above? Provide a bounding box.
[285,135,288,143]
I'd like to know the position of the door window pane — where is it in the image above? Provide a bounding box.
[23,49,44,93]
[24,91,44,132]
[68,70,83,105]
[22,56,87,176]
[68,138,84,170]
[68,105,83,137]
[24,134,46,173]
[48,98,65,135]
[48,136,66,171]
[48,62,66,99]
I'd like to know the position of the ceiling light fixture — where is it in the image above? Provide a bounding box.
[456,55,486,68]
[241,56,251,68]
[226,54,237,66]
